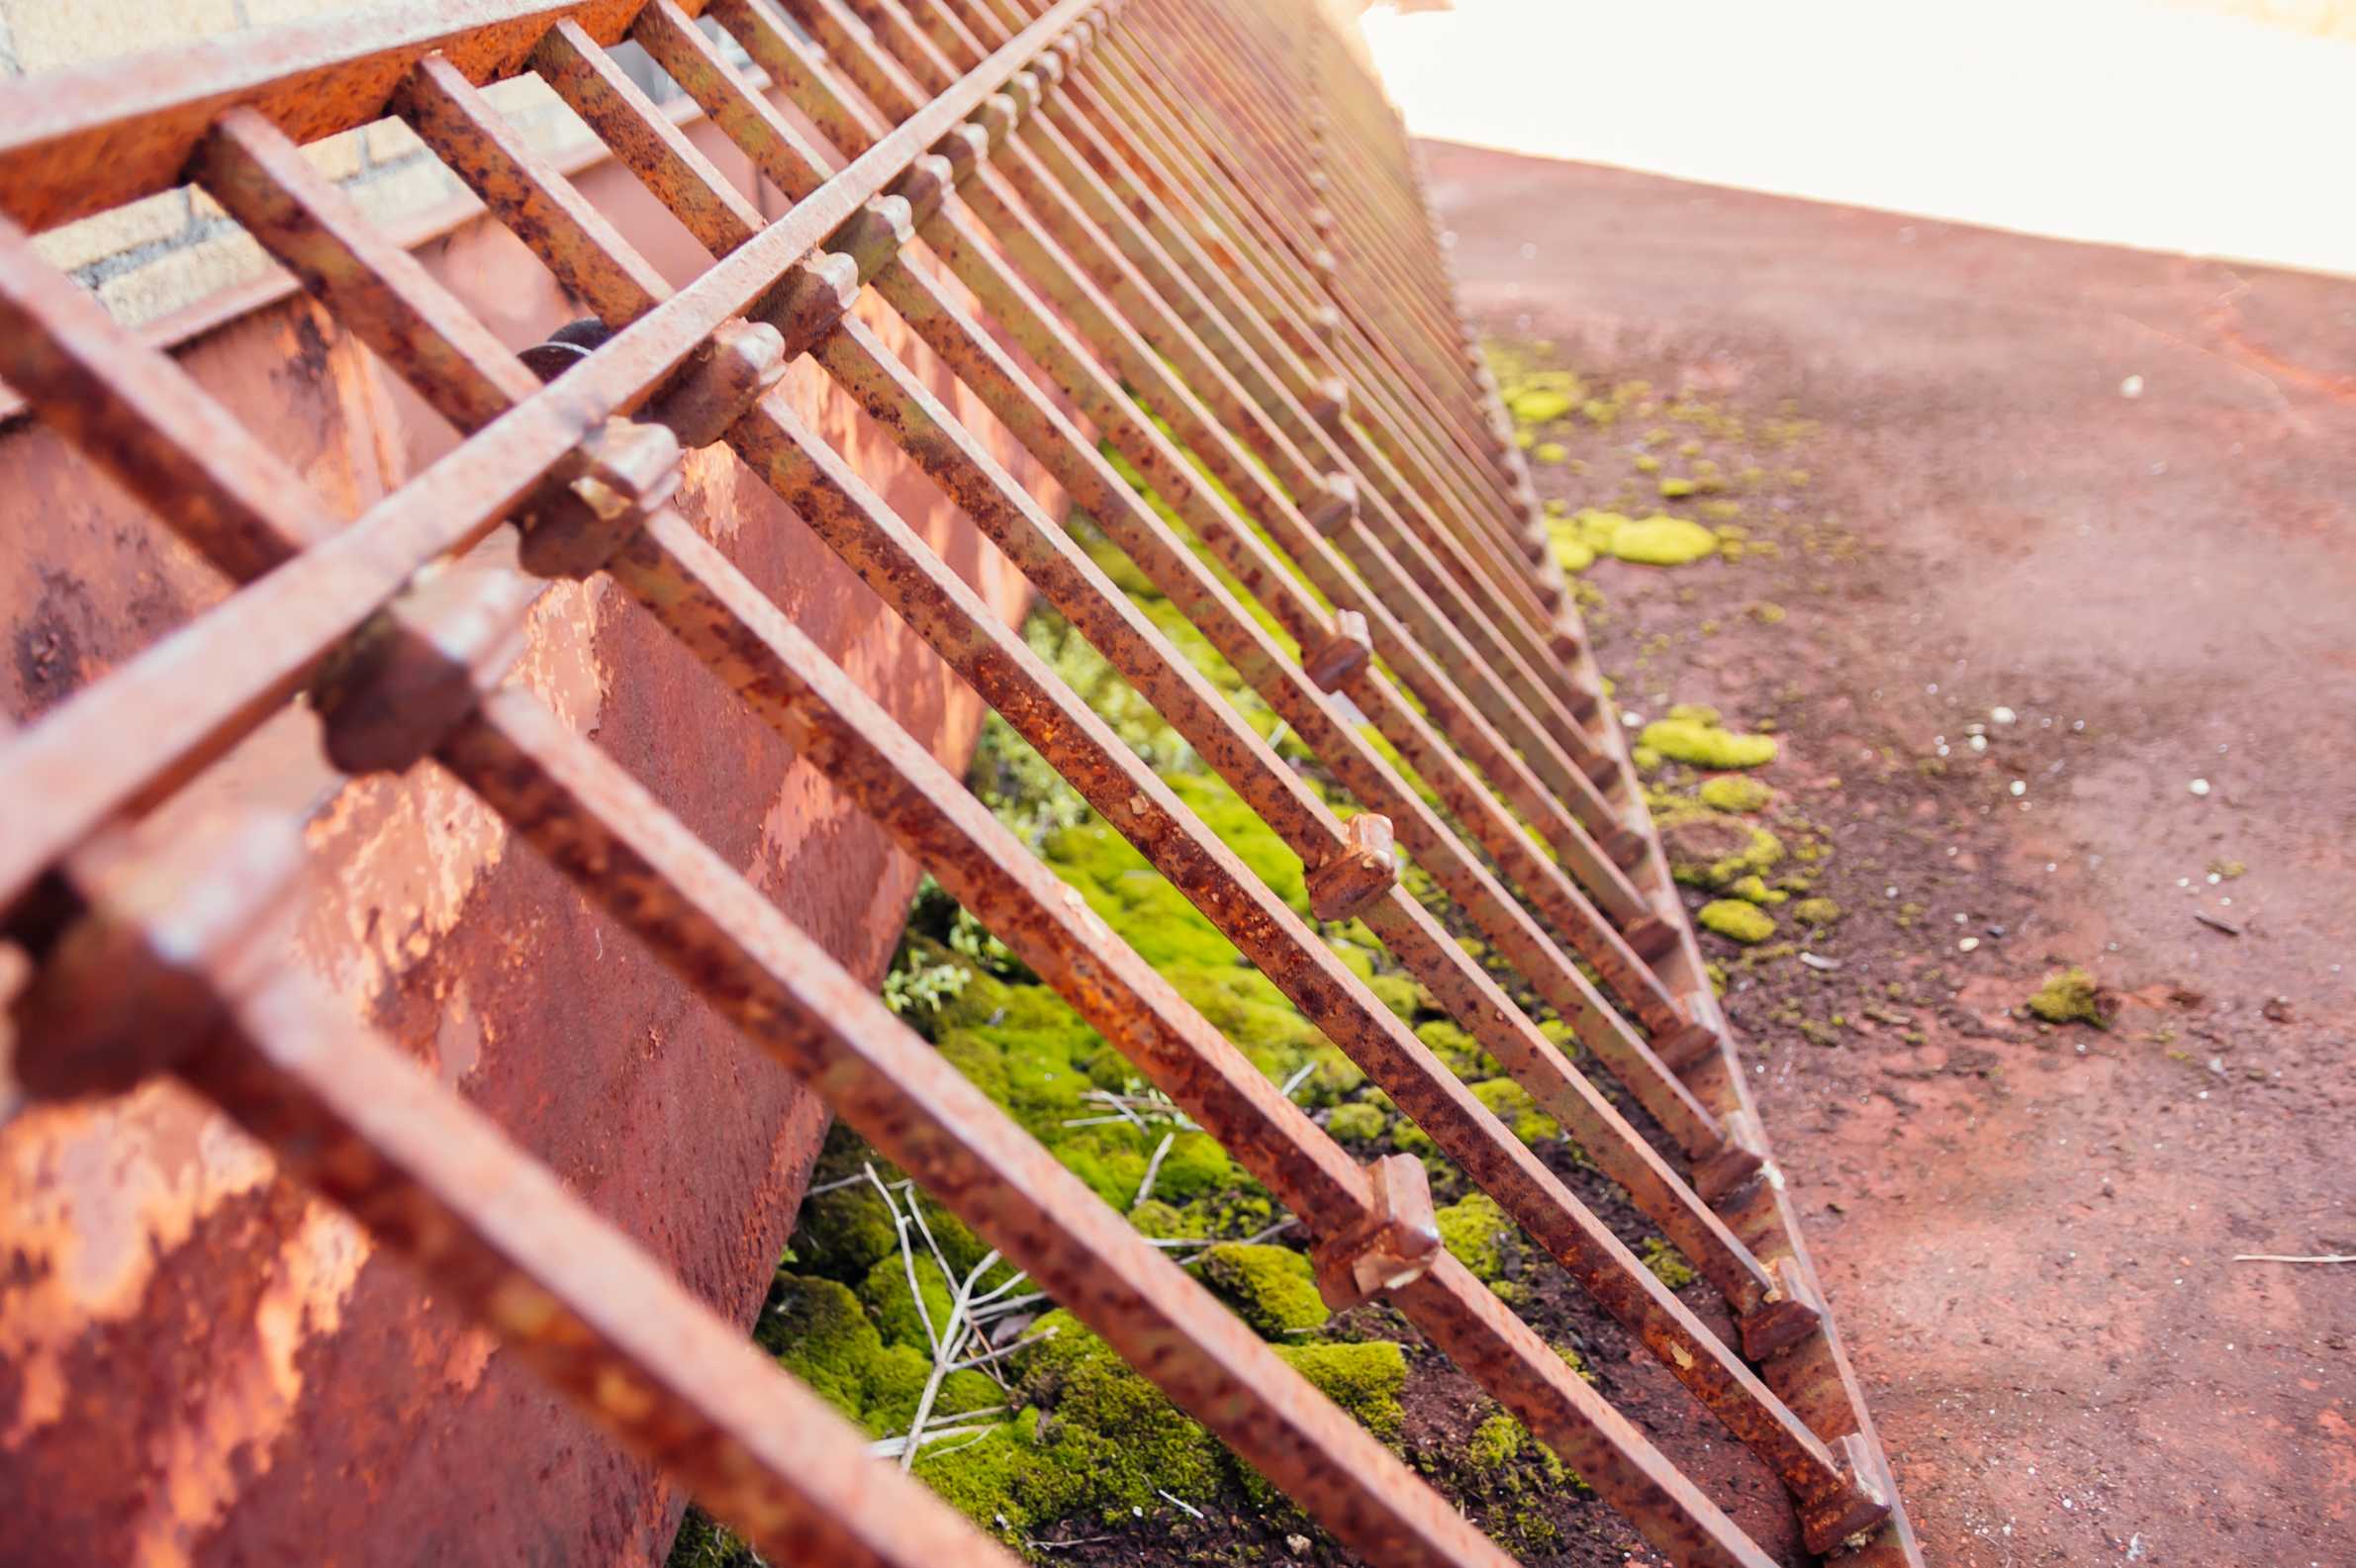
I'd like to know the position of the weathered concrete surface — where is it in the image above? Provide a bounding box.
[0,116,1052,1567]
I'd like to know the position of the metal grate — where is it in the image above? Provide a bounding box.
[0,2,1922,1564]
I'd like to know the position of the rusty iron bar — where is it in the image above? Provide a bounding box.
[0,15,1667,1563]
[766,0,1730,1095]
[818,0,1643,862]
[7,803,1026,1568]
[0,0,1109,912]
[1057,9,1569,659]
[651,0,1779,1316]
[1104,0,1598,734]
[7,31,1546,1568]
[435,686,1530,1568]
[0,0,1925,1562]
[452,13,1879,1530]
[568,489,1781,1568]
[946,0,1575,689]
[1041,20,1555,610]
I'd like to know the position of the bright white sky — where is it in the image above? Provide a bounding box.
[1360,0,2356,278]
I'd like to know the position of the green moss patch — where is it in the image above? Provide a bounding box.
[1699,900,1777,944]
[1196,1243,1329,1337]
[1437,1192,1519,1282]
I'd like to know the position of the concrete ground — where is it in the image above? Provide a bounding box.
[1420,139,2355,1566]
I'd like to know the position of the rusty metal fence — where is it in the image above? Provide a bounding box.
[0,1,1921,1564]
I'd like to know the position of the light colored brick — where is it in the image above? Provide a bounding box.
[31,188,189,272]
[94,228,273,327]
[362,116,423,164]
[345,157,464,229]
[0,0,239,71]
[304,128,364,182]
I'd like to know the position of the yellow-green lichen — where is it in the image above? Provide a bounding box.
[2026,967,2108,1027]
[1698,775,1770,813]
[1657,476,1697,499]
[1792,896,1841,927]
[1641,709,1777,770]
[1698,899,1777,944]
[1640,1238,1699,1289]
[1533,440,1567,464]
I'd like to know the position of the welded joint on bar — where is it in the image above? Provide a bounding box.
[758,250,865,358]
[1694,1108,1770,1204]
[1653,987,1727,1068]
[1304,812,1397,922]
[1621,914,1683,965]
[1804,1429,1897,1557]
[1822,1433,1900,1559]
[314,563,542,776]
[1739,1251,1825,1363]
[1304,471,1358,537]
[656,318,792,448]
[1305,374,1349,436]
[1310,1153,1440,1312]
[1303,609,1370,693]
[1601,821,1652,871]
[517,417,685,581]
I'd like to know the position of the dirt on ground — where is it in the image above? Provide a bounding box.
[1421,139,2356,1566]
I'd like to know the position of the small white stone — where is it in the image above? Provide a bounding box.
[1991,705,2018,724]
[2120,375,2144,398]
[1958,936,1981,952]
[2190,778,2212,796]
[2010,781,2027,796]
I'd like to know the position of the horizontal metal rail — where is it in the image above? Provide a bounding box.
[0,0,1921,1564]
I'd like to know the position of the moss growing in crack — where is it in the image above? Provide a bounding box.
[1326,1101,1388,1144]
[1437,1192,1518,1282]
[1641,1238,1700,1290]
[1698,775,1771,813]
[1642,711,1778,770]
[1699,899,1777,945]
[2027,967,2109,1026]
[1196,1243,1330,1337]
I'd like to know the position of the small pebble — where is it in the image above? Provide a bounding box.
[2189,779,2212,796]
